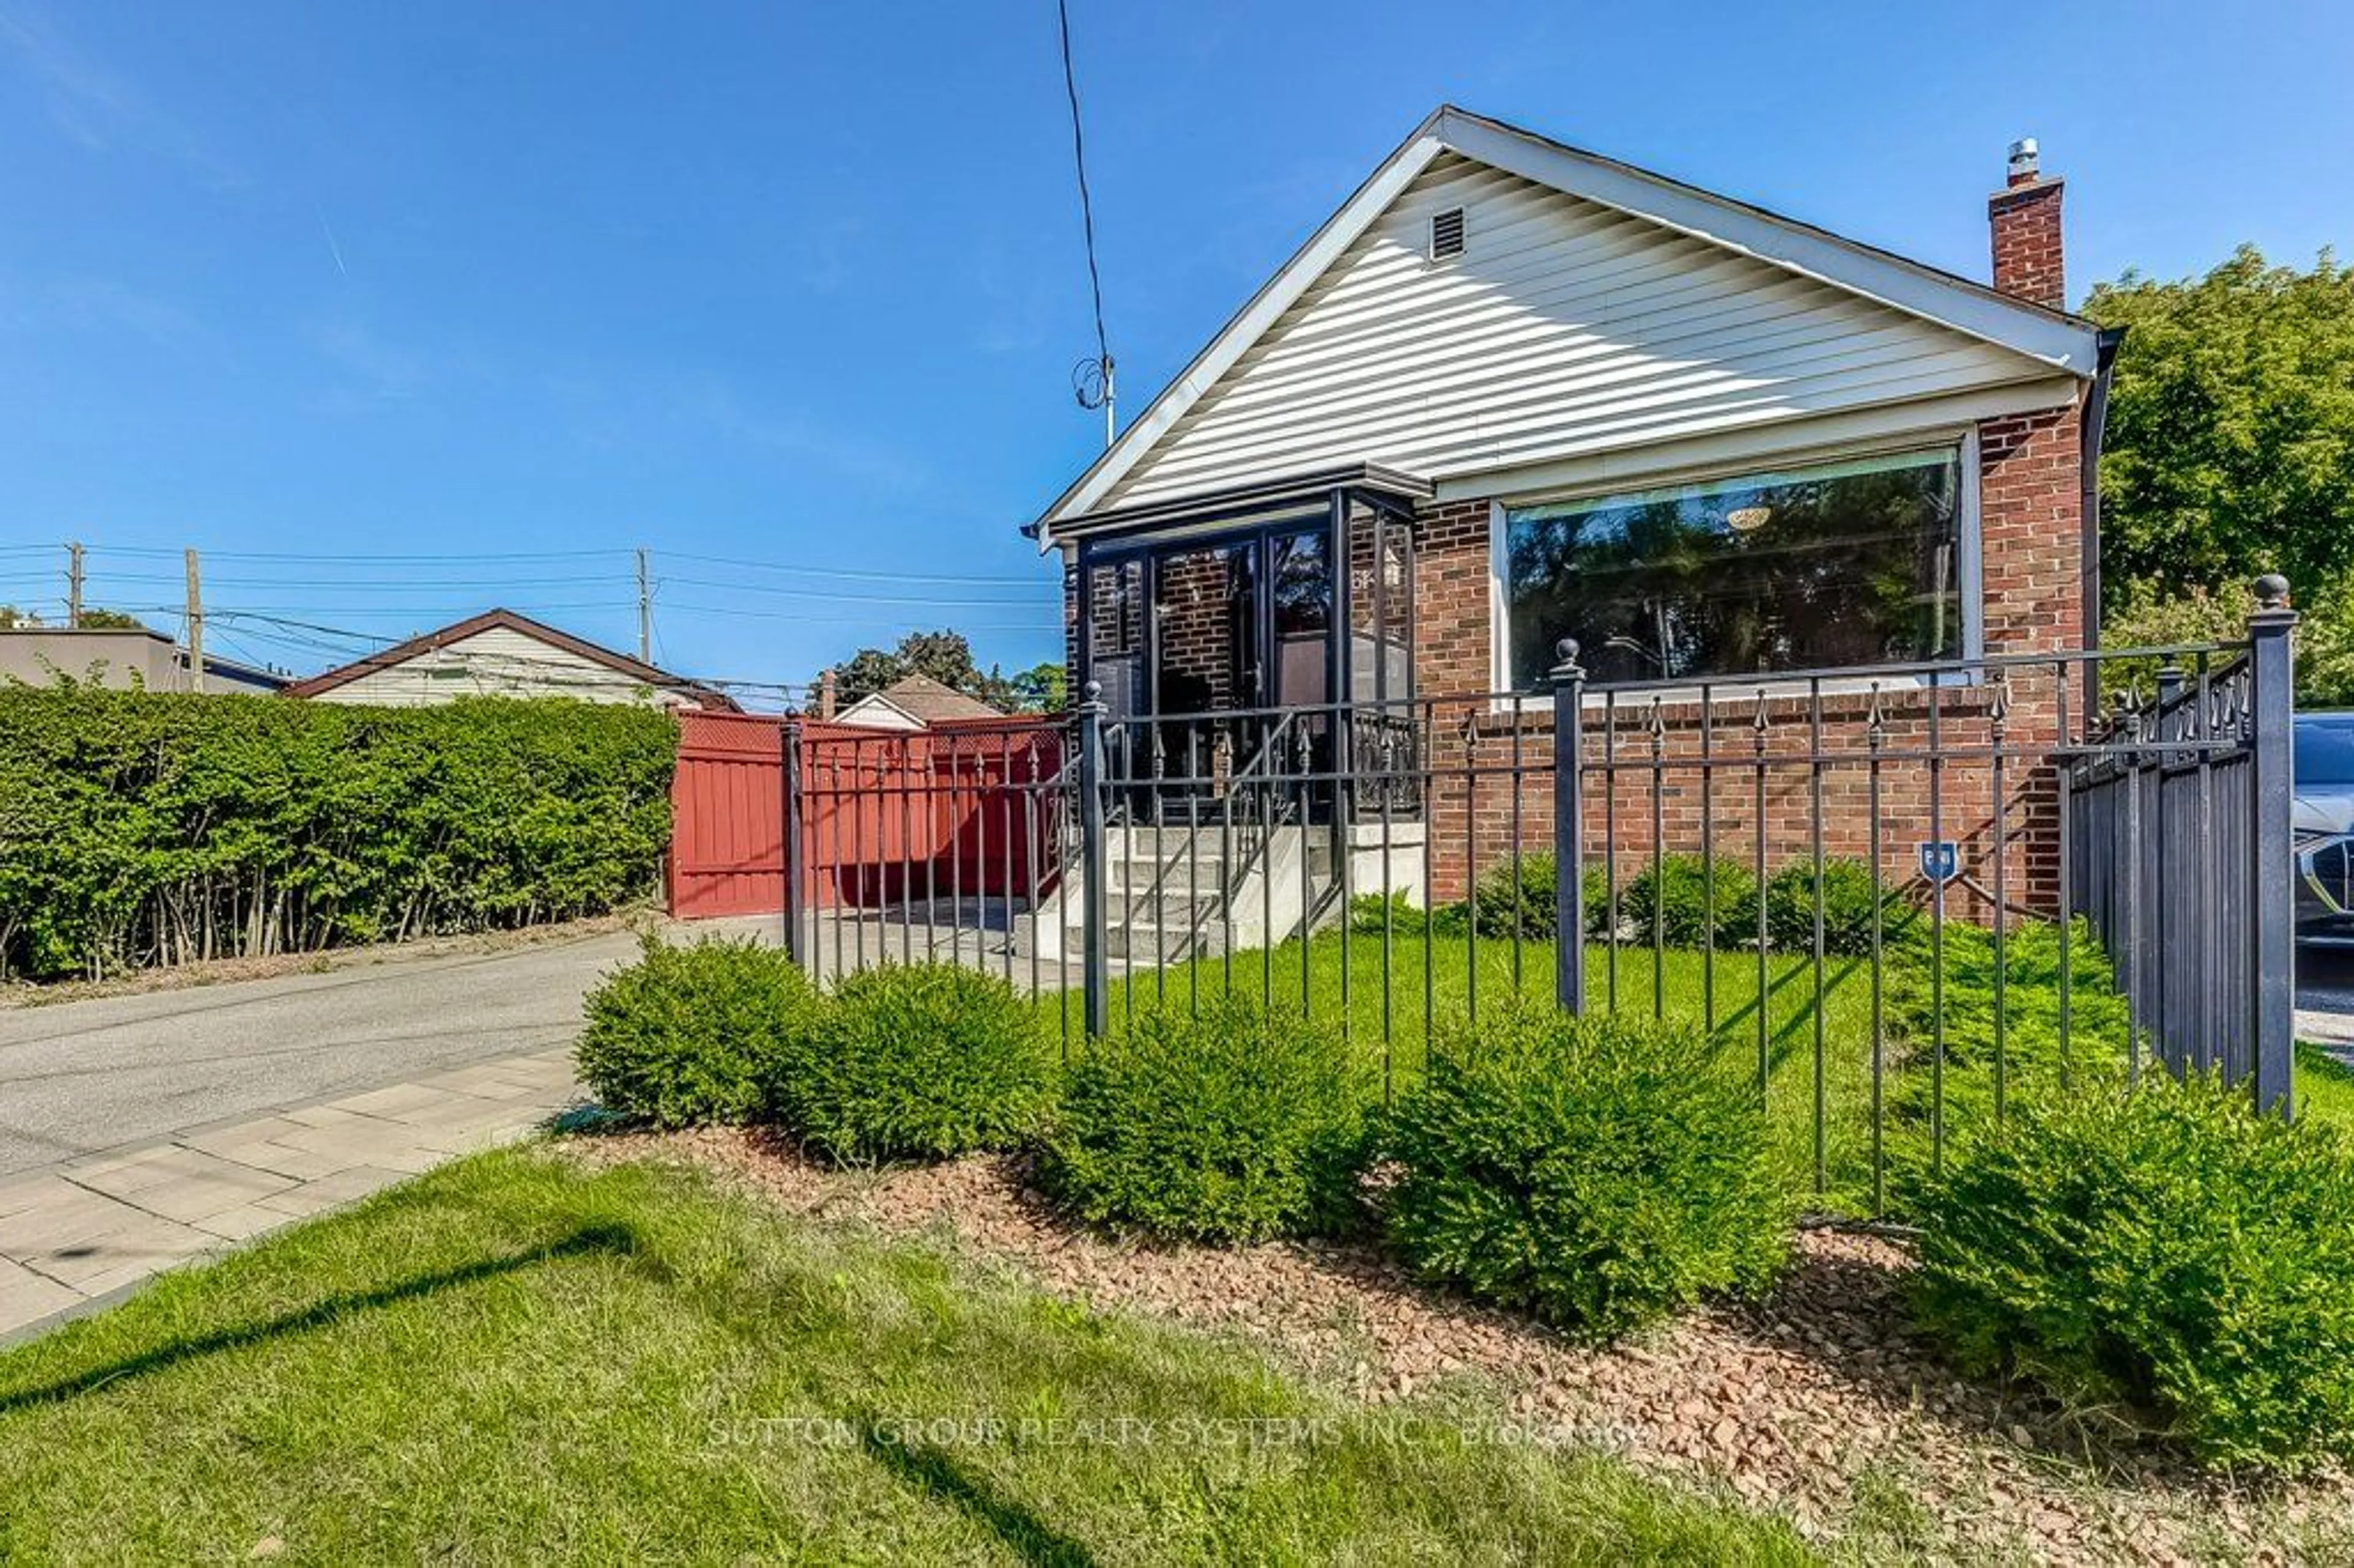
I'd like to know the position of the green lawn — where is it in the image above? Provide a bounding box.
[1043,933,1928,1214]
[2298,1039,2354,1129]
[0,1149,1813,1565]
[1036,927,2176,1218]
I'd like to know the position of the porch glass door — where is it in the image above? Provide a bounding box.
[1149,539,1253,795]
[1267,528,1331,713]
[1136,523,1335,799]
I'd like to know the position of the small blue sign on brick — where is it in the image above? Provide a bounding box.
[1918,841,1960,886]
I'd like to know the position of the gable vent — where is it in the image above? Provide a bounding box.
[1429,206,1466,261]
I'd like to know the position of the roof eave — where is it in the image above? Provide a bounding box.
[1045,462,1435,549]
[1030,104,2102,547]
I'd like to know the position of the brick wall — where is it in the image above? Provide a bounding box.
[1412,406,2087,911]
[1054,407,2090,921]
[1989,175,2066,311]
[1152,546,1243,710]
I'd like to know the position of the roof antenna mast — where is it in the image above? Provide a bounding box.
[1057,0,1115,450]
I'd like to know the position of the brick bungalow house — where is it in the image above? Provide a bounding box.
[1030,106,2114,907]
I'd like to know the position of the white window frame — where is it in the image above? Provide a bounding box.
[1486,429,1984,709]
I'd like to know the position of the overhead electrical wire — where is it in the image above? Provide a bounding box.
[1057,0,1112,381]
[658,550,1038,586]
[85,544,634,564]
[25,538,1065,701]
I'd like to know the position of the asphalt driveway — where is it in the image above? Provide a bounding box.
[0,931,645,1178]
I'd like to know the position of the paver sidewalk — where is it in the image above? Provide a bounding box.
[0,1047,581,1343]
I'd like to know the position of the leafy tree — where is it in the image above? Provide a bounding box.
[824,629,1024,712]
[2085,247,2354,604]
[2103,580,2354,709]
[0,604,145,630]
[1007,661,1067,714]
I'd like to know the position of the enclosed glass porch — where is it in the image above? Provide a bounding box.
[1070,468,1426,823]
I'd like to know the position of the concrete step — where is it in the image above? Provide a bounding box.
[1097,888,1232,925]
[1104,861,1240,896]
[1102,919,1230,962]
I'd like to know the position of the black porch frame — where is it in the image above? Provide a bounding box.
[1069,464,1430,754]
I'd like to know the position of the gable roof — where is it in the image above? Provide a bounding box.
[281,607,736,709]
[1035,105,2103,544]
[852,674,1005,726]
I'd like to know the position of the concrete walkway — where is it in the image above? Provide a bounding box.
[0,1046,580,1343]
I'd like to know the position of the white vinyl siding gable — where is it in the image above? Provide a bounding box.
[1105,154,2054,509]
[312,626,676,707]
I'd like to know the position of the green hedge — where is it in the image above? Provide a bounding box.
[1912,1072,2354,1472]
[1613,854,1759,949]
[0,689,676,980]
[1886,915,2131,1144]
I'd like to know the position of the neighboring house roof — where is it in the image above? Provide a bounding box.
[0,626,286,695]
[1035,104,2105,544]
[836,674,1005,729]
[281,607,736,710]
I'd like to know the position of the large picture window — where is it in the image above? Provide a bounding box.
[1501,446,1970,689]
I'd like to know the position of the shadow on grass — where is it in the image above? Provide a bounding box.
[860,1424,1097,1567]
[1699,951,1872,1072]
[0,1222,639,1417]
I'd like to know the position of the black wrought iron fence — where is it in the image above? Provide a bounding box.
[780,583,2301,1222]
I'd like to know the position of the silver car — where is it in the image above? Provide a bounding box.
[2298,714,2354,946]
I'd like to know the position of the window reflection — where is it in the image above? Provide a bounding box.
[1504,447,1965,688]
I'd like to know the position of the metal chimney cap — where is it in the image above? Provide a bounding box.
[2007,137,2040,172]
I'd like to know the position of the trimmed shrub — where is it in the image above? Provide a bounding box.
[1611,854,1758,949]
[1463,852,1606,941]
[1886,915,2132,1160]
[1911,1073,2354,1471]
[576,934,813,1128]
[1763,859,1902,956]
[1044,998,1368,1243]
[1384,1008,1789,1341]
[1349,890,1436,937]
[1467,851,1558,940]
[775,963,1051,1163]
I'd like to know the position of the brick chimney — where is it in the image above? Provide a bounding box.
[1989,137,2065,310]
[818,668,837,720]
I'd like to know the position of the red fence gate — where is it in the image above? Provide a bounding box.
[668,712,1066,921]
[669,710,788,919]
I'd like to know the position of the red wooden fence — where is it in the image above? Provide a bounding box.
[669,710,788,918]
[797,718,1064,910]
[668,712,1064,921]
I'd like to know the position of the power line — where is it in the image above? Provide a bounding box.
[1057,0,1116,447]
[85,544,633,564]
[70,542,1046,590]
[207,607,828,701]
[65,569,634,590]
[1057,0,1110,369]
[661,575,1046,607]
[660,597,1048,623]
[658,550,1038,586]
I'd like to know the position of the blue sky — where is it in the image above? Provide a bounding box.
[2,1,2347,698]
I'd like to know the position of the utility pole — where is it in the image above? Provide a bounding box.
[184,547,204,693]
[66,542,84,628]
[636,546,652,664]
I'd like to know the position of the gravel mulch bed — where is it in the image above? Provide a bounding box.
[573,1127,2353,1565]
